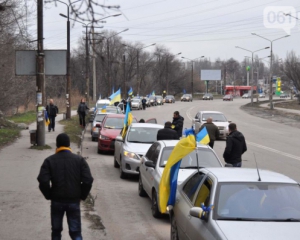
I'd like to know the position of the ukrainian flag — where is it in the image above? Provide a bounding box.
[101,105,107,113]
[196,126,210,145]
[109,88,121,106]
[121,102,133,138]
[128,87,133,95]
[151,90,155,96]
[159,134,196,213]
[44,110,50,126]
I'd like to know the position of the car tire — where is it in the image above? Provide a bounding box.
[170,213,180,240]
[97,148,102,154]
[114,156,119,168]
[152,190,162,218]
[138,175,147,197]
[119,157,127,179]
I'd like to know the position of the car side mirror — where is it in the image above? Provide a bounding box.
[189,207,207,220]
[194,119,199,123]
[225,163,233,167]
[145,160,155,168]
[96,123,101,128]
[115,135,123,142]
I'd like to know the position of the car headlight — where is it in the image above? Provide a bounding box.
[150,100,153,102]
[92,127,99,133]
[124,151,140,160]
[100,135,110,140]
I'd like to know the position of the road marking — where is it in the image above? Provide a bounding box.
[248,141,300,161]
[186,106,196,121]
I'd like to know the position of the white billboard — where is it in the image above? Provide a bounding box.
[201,70,221,81]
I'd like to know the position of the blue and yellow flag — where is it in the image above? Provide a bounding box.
[196,126,210,145]
[45,110,50,126]
[101,105,107,113]
[128,87,133,95]
[109,88,121,106]
[159,134,196,213]
[121,102,133,138]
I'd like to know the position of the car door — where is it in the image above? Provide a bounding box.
[145,118,157,124]
[185,177,216,240]
[142,143,161,196]
[175,172,206,239]
[114,133,123,163]
[193,112,201,133]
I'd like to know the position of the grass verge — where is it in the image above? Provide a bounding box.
[7,111,36,124]
[60,115,84,147]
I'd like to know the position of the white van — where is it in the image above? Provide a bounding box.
[96,99,110,109]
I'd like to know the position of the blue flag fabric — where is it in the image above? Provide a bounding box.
[128,87,133,95]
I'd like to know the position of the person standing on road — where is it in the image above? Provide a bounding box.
[172,111,184,138]
[77,98,89,127]
[141,97,147,110]
[46,99,59,132]
[157,121,179,140]
[223,123,247,167]
[37,133,94,240]
[199,117,219,148]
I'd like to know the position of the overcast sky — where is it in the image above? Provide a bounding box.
[27,0,300,62]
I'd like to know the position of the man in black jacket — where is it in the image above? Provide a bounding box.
[223,123,247,167]
[46,99,59,132]
[157,121,179,140]
[37,133,93,240]
[199,117,219,148]
[172,111,184,138]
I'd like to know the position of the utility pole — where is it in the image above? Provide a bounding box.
[123,54,126,98]
[92,26,97,102]
[36,0,45,146]
[85,25,90,107]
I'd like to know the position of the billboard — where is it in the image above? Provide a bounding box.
[201,70,221,81]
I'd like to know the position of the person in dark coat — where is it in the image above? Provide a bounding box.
[199,117,220,148]
[37,133,94,240]
[141,97,147,110]
[223,123,247,167]
[77,98,89,127]
[46,99,59,132]
[157,121,179,140]
[172,111,184,138]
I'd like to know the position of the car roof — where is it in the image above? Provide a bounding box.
[197,111,223,114]
[157,140,212,149]
[130,123,164,128]
[202,168,297,184]
[105,114,125,118]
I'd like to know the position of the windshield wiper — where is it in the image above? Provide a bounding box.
[272,218,300,222]
[217,218,258,221]
[180,166,200,169]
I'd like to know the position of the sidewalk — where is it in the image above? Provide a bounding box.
[260,100,300,115]
[0,112,103,240]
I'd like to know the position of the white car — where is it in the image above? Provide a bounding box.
[139,140,223,218]
[131,99,143,110]
[114,121,162,179]
[192,111,230,137]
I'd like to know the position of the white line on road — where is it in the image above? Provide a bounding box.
[248,141,300,161]
[186,106,196,121]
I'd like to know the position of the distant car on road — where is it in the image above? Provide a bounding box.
[170,167,300,240]
[164,95,175,103]
[242,93,250,99]
[223,94,233,101]
[259,93,266,98]
[280,93,288,98]
[203,93,213,100]
[131,99,143,110]
[181,94,193,102]
[156,95,164,105]
[192,111,230,137]
[149,96,157,106]
[114,121,162,179]
[139,140,223,218]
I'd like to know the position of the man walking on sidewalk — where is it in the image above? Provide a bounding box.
[37,133,94,240]
[199,117,219,148]
[46,99,59,132]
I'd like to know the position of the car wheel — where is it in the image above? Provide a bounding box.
[119,157,127,179]
[152,190,162,218]
[114,156,119,168]
[138,175,147,197]
[171,213,179,240]
[97,148,102,154]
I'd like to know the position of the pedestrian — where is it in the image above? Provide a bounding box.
[37,133,94,240]
[199,117,219,148]
[141,97,147,110]
[46,99,59,132]
[122,98,127,113]
[171,111,184,138]
[77,98,89,127]
[139,118,145,123]
[223,123,247,167]
[157,121,179,140]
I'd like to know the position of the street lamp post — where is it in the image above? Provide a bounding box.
[235,46,269,105]
[251,33,290,109]
[181,56,205,97]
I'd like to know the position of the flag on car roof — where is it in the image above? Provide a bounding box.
[151,90,155,96]
[196,126,210,145]
[159,134,196,213]
[101,105,107,113]
[44,110,50,126]
[183,89,186,94]
[109,88,121,106]
[128,87,133,95]
[121,102,133,138]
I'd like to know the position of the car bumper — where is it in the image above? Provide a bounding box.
[98,139,115,151]
[131,105,140,109]
[92,131,99,139]
[121,155,140,175]
[181,99,190,101]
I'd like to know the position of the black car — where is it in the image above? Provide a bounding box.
[181,94,193,102]
[164,95,175,103]
[202,93,213,100]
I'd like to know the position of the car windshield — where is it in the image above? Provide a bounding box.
[156,96,163,99]
[127,127,161,143]
[202,113,227,122]
[224,95,231,97]
[182,94,190,97]
[159,147,221,168]
[166,95,173,98]
[132,99,140,102]
[149,96,156,99]
[96,103,109,108]
[215,183,300,221]
[104,117,124,129]
[94,114,106,122]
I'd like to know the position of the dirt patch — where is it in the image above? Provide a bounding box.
[274,100,300,110]
[241,100,300,129]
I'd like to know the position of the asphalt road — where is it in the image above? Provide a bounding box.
[82,98,300,240]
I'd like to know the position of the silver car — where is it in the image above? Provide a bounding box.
[138,140,223,218]
[192,111,230,137]
[131,98,143,110]
[90,112,113,141]
[171,168,300,240]
[114,121,162,179]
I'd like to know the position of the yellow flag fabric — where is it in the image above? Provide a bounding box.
[200,134,210,145]
[159,135,196,213]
